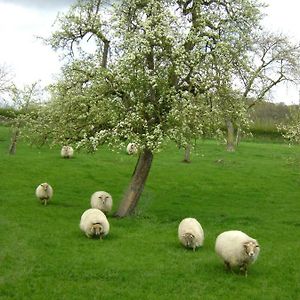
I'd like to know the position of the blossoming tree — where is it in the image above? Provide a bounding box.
[26,0,262,216]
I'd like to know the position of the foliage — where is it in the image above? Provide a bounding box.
[25,0,263,153]
[278,105,300,144]
[1,126,300,299]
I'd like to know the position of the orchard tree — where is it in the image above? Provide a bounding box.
[225,31,300,151]
[26,0,263,217]
[8,82,44,154]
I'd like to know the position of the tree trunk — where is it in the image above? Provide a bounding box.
[8,128,19,155]
[226,120,235,152]
[235,128,241,147]
[114,149,153,217]
[183,144,191,163]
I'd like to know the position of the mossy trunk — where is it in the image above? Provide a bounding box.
[183,144,191,163]
[8,128,19,155]
[114,149,153,217]
[226,120,235,152]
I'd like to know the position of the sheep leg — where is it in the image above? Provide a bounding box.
[224,261,233,273]
[239,265,248,277]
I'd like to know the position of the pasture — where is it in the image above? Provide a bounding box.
[0,125,299,299]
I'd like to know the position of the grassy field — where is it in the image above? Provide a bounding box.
[0,125,300,300]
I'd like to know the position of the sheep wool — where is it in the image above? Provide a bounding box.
[178,218,204,251]
[215,230,260,276]
[126,143,138,155]
[61,146,74,158]
[90,191,113,215]
[35,183,53,205]
[79,208,110,239]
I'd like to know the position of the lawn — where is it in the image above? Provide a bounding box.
[0,125,300,299]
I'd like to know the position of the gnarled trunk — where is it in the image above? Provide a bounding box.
[183,144,191,163]
[114,149,153,217]
[8,128,19,155]
[226,120,235,152]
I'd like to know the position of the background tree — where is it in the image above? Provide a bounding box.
[25,0,262,217]
[8,82,44,154]
[224,31,300,151]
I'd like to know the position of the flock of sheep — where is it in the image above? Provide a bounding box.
[35,143,260,277]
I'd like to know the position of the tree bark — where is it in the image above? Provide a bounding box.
[183,144,191,163]
[8,128,19,155]
[226,120,235,152]
[114,149,153,217]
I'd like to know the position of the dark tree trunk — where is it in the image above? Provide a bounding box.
[114,149,153,217]
[226,120,235,152]
[183,144,191,163]
[8,128,19,155]
[235,128,241,147]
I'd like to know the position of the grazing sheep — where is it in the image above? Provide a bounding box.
[126,143,138,155]
[79,208,110,239]
[215,230,260,277]
[178,218,204,251]
[61,145,74,158]
[35,183,53,206]
[90,191,113,215]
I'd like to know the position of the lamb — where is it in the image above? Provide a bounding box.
[215,230,260,277]
[126,143,138,155]
[35,183,53,205]
[178,218,204,251]
[61,145,74,158]
[79,208,110,239]
[90,191,113,215]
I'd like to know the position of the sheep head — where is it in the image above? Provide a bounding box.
[183,233,195,248]
[41,183,49,191]
[91,223,104,239]
[98,194,110,204]
[243,241,260,259]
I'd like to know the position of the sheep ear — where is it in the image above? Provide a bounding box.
[243,242,249,249]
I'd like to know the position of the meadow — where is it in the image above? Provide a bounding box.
[0,125,300,300]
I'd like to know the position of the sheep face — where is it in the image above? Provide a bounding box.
[91,223,104,239]
[41,183,49,191]
[183,233,195,249]
[243,241,260,259]
[98,195,110,205]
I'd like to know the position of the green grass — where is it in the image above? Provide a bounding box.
[1,125,300,299]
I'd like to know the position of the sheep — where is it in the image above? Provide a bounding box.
[215,230,260,277]
[35,183,53,205]
[90,191,113,215]
[79,208,110,239]
[126,143,138,155]
[178,218,204,251]
[61,145,74,158]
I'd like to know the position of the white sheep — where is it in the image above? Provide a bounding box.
[178,217,204,251]
[61,145,74,158]
[215,230,260,277]
[79,208,110,239]
[90,191,113,215]
[126,143,138,155]
[35,183,53,206]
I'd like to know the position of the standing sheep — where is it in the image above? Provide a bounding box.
[90,191,113,215]
[215,230,260,277]
[178,218,204,251]
[79,208,110,239]
[61,145,74,158]
[126,143,138,155]
[35,183,53,206]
